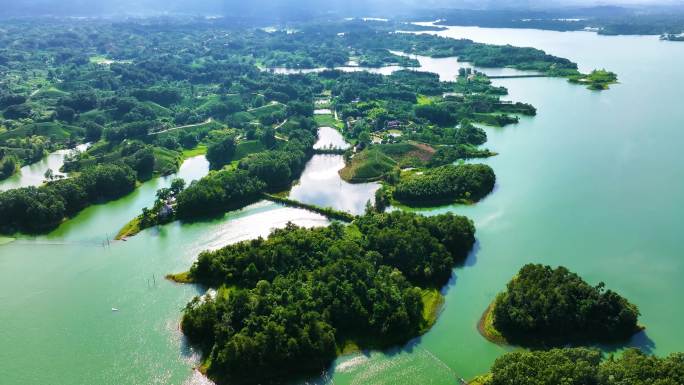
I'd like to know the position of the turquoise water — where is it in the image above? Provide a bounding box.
[322,26,684,384]
[0,155,329,385]
[1,25,684,385]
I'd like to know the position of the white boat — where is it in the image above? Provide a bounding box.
[111,308,119,312]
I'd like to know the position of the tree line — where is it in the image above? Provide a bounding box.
[394,163,496,205]
[0,163,136,233]
[483,347,684,385]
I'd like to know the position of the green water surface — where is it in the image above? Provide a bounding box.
[1,26,683,385]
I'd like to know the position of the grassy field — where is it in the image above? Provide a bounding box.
[314,113,344,130]
[468,374,493,385]
[339,142,437,182]
[165,271,194,284]
[0,122,81,142]
[153,146,183,175]
[31,86,69,100]
[477,301,508,345]
[417,94,437,105]
[421,288,445,333]
[247,102,285,119]
[375,142,435,167]
[234,140,266,159]
[339,147,396,182]
[115,216,141,240]
[181,145,207,159]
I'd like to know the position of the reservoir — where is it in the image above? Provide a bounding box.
[1,24,684,385]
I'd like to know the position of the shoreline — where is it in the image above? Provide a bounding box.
[166,271,193,284]
[476,301,508,346]
[476,299,646,348]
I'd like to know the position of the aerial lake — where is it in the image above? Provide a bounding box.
[1,24,684,385]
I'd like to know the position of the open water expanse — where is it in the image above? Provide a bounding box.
[1,24,684,384]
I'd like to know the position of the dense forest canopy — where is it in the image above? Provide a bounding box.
[0,163,136,232]
[418,7,684,37]
[482,347,684,385]
[181,211,475,384]
[0,15,569,233]
[491,264,641,346]
[394,163,496,204]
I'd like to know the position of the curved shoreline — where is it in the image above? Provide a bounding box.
[476,301,508,346]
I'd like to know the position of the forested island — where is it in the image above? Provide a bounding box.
[480,264,642,347]
[0,164,135,232]
[176,210,475,384]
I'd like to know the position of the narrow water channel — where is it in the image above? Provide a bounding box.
[289,127,379,215]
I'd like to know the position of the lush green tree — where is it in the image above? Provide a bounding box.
[488,348,601,385]
[486,347,684,385]
[0,163,135,232]
[0,156,17,180]
[83,122,104,142]
[598,348,684,385]
[492,264,641,346]
[175,169,265,219]
[206,133,236,170]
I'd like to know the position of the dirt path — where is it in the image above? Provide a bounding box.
[149,118,213,135]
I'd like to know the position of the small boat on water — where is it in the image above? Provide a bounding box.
[112,308,119,312]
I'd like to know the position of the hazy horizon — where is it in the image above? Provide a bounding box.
[2,0,683,18]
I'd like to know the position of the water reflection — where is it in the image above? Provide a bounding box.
[289,155,379,215]
[265,51,540,82]
[314,127,350,150]
[290,128,378,215]
[0,143,90,191]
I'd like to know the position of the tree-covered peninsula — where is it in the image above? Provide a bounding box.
[178,211,475,384]
[480,264,641,347]
[0,163,135,232]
